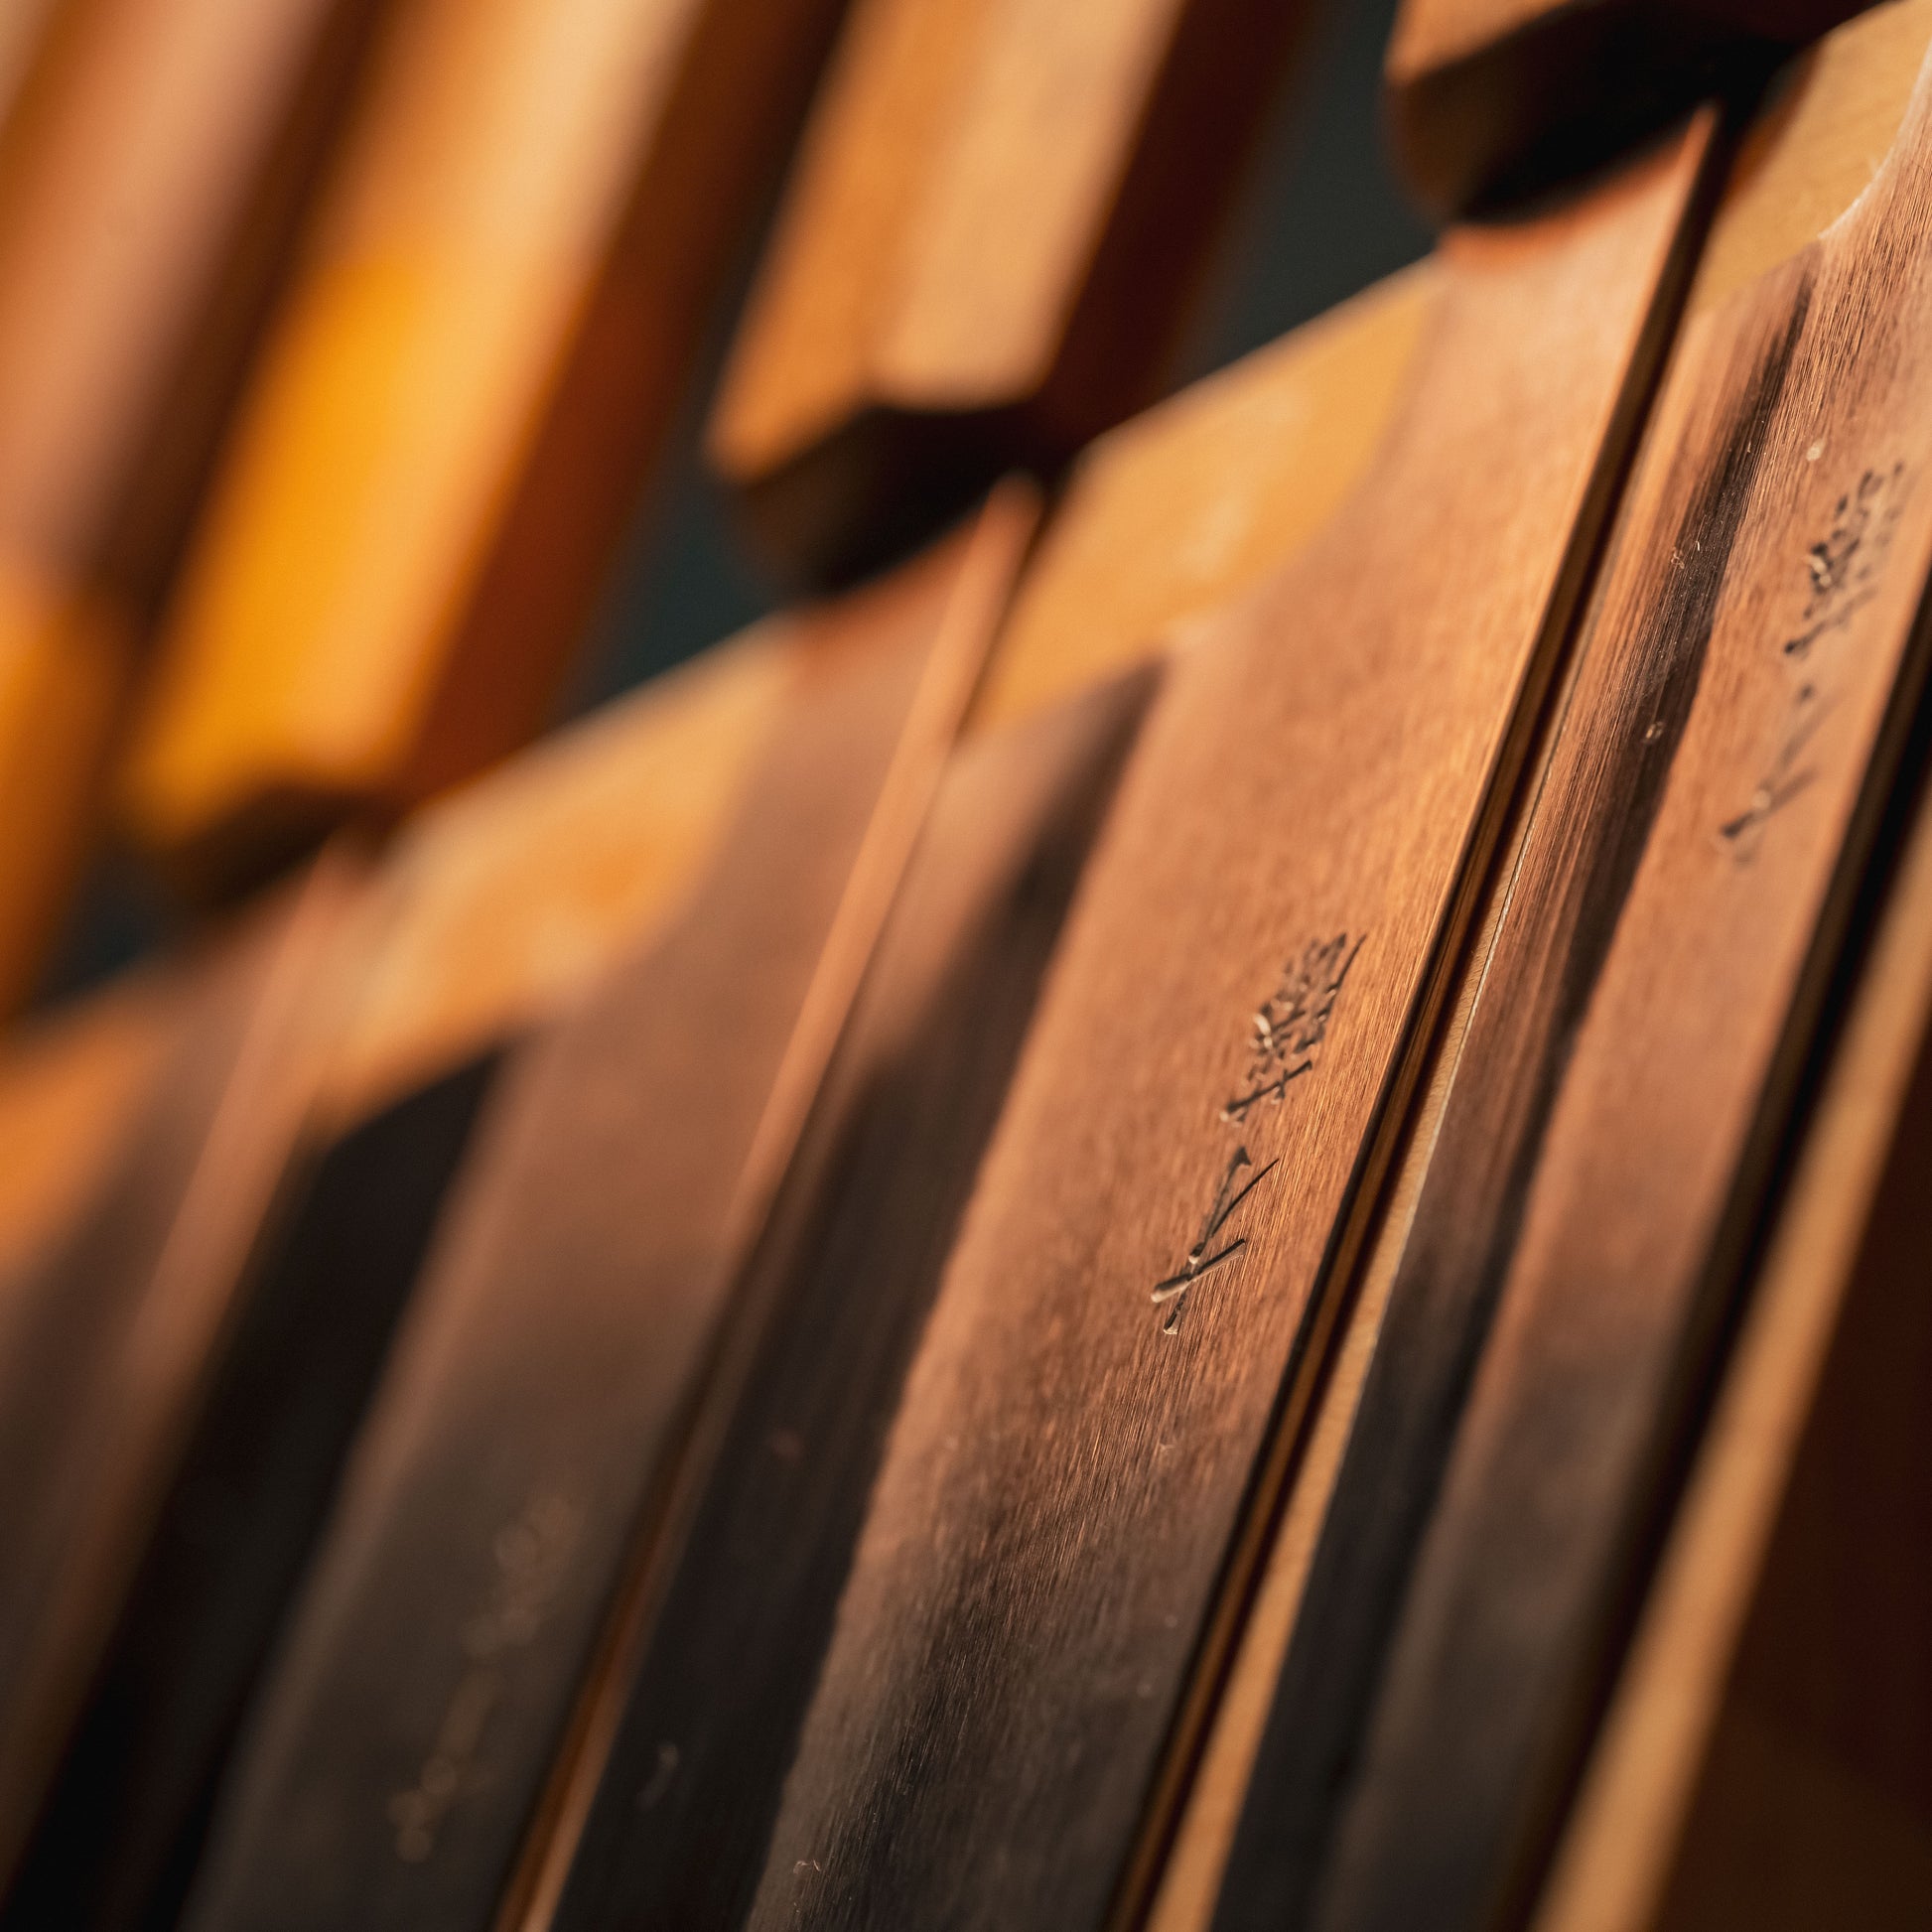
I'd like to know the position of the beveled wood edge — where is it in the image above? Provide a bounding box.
[1529,699,1932,1932]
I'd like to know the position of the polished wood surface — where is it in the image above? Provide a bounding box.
[1215,10,1932,1928]
[1384,0,1872,213]
[119,0,851,897]
[179,501,1027,1932]
[706,0,1316,585]
[741,127,1709,1932]
[973,263,1440,737]
[0,860,361,1889]
[0,0,390,1006]
[1535,608,1932,1932]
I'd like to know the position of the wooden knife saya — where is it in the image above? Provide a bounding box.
[0,0,394,1011]
[735,106,1719,1932]
[522,253,1437,1932]
[1213,4,1932,1929]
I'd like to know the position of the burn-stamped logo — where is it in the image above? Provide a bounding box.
[1151,933,1363,1335]
[1724,462,1912,861]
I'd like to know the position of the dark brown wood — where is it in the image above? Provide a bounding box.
[178,503,1027,1932]
[705,0,1318,586]
[735,127,1712,1932]
[1383,0,1863,216]
[0,612,836,1932]
[531,671,1155,1932]
[0,859,360,1889]
[1217,13,1932,1931]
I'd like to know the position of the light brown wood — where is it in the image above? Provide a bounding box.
[1160,20,1932,1924]
[706,0,1316,585]
[1383,0,1873,215]
[320,621,795,1130]
[0,0,389,1007]
[1225,4,1932,1922]
[117,0,849,898]
[1533,592,1932,1932]
[739,124,1711,1932]
[0,0,61,141]
[973,265,1440,738]
[1527,35,1932,1898]
[1146,843,1514,1932]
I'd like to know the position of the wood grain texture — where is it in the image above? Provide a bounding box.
[1383,0,1868,215]
[531,672,1154,1932]
[1532,553,1932,1932]
[706,0,1317,586]
[0,0,390,1003]
[179,503,1027,1932]
[0,603,820,1932]
[1219,15,1932,1930]
[0,860,361,1890]
[972,265,1439,738]
[739,127,1710,1932]
[118,0,851,898]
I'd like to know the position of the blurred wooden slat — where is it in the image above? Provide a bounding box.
[705,0,1319,587]
[1533,610,1932,1932]
[117,0,855,902]
[1211,9,1932,1929]
[0,0,394,1011]
[0,859,362,1890]
[737,124,1711,1932]
[0,629,797,1932]
[1384,0,1876,215]
[178,498,1027,1932]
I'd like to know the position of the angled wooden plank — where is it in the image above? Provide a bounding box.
[736,123,1712,1932]
[1533,594,1932,1932]
[1215,8,1932,1928]
[531,672,1155,1932]
[519,252,1448,1932]
[179,499,1029,1932]
[117,0,851,900]
[0,0,392,1009]
[0,629,795,1932]
[706,0,1319,586]
[1384,0,1873,214]
[0,859,362,1888]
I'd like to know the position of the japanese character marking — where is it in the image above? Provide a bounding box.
[1221,932,1364,1122]
[1152,1146,1280,1335]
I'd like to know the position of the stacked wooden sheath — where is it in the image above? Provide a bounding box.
[0,0,1925,1924]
